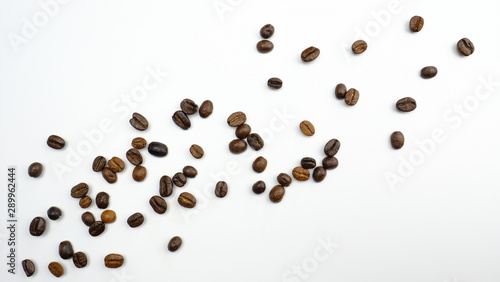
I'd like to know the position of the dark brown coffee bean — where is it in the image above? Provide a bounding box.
[101,210,116,223]
[79,196,92,209]
[59,241,74,259]
[235,124,252,139]
[409,16,424,32]
[131,137,147,149]
[396,97,417,112]
[229,139,247,154]
[252,181,266,194]
[457,38,474,56]
[72,252,88,268]
[277,173,292,187]
[81,212,95,227]
[324,139,341,157]
[71,183,89,198]
[129,112,149,131]
[92,156,106,172]
[132,166,147,182]
[352,40,367,54]
[168,236,182,252]
[189,144,204,159]
[96,192,110,209]
[391,131,405,149]
[421,66,438,79]
[173,172,187,187]
[47,135,65,150]
[299,121,315,136]
[183,166,197,178]
[47,206,62,220]
[48,262,64,277]
[267,77,283,89]
[256,40,274,53]
[199,100,213,118]
[127,212,144,228]
[172,110,191,130]
[89,221,105,236]
[247,133,264,151]
[312,166,327,182]
[159,175,173,197]
[301,46,320,62]
[150,196,167,214]
[180,99,198,115]
[104,254,124,268]
[148,141,168,157]
[335,83,347,99]
[215,181,228,198]
[28,162,43,178]
[260,24,274,39]
[227,111,247,127]
[252,156,267,173]
[292,167,310,181]
[269,185,285,203]
[345,88,359,106]
[126,148,143,166]
[322,157,338,170]
[22,259,35,277]
[301,157,316,169]
[178,192,197,208]
[108,157,125,173]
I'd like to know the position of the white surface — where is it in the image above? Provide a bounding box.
[1,0,500,281]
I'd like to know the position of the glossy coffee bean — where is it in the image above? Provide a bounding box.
[178,192,197,208]
[324,139,341,157]
[229,139,247,154]
[47,206,62,220]
[391,131,405,149]
[172,110,191,130]
[131,137,147,149]
[96,192,110,209]
[322,157,338,170]
[183,166,197,178]
[148,141,168,157]
[277,173,292,187]
[102,167,117,183]
[421,66,438,79]
[396,97,417,112]
[301,157,316,169]
[126,148,143,166]
[71,183,89,198]
[199,100,213,118]
[235,124,251,139]
[215,181,228,198]
[159,175,173,197]
[28,162,43,178]
[73,252,88,268]
[127,213,144,228]
[352,40,367,54]
[345,88,359,106]
[173,172,187,187]
[108,157,125,173]
[256,40,274,53]
[457,38,475,56]
[81,212,95,227]
[132,166,147,182]
[189,144,204,159]
[260,24,274,39]
[335,83,347,99]
[269,185,285,203]
[292,167,310,181]
[301,46,320,62]
[129,112,149,131]
[409,16,424,32]
[299,121,315,136]
[247,133,264,151]
[48,262,64,277]
[150,196,167,214]
[92,156,106,172]
[312,166,327,182]
[180,99,198,115]
[104,254,124,268]
[89,221,105,236]
[252,181,266,194]
[227,112,247,127]
[59,241,74,259]
[47,135,65,149]
[252,156,267,173]
[22,259,35,277]
[79,196,92,209]
[267,77,283,89]
[101,210,116,223]
[168,236,183,252]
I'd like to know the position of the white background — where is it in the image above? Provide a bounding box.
[1,0,500,281]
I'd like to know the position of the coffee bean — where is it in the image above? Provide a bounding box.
[227,111,247,127]
[252,181,266,194]
[81,212,95,227]
[183,166,197,178]
[168,236,183,252]
[324,139,341,157]
[229,139,247,154]
[299,121,315,136]
[104,254,124,268]
[189,144,204,159]
[180,99,198,115]
[252,156,268,173]
[127,212,144,228]
[150,196,167,214]
[48,262,64,277]
[101,210,116,223]
[89,221,105,236]
[173,172,187,187]
[148,141,168,157]
[132,166,147,182]
[129,112,149,131]
[92,156,106,172]
[215,181,228,198]
[421,66,438,79]
[126,148,143,166]
[96,192,110,209]
[256,40,274,53]
[345,88,359,106]
[236,124,252,139]
[102,168,117,183]
[277,173,292,187]
[159,175,173,197]
[108,157,125,173]
[71,183,89,198]
[22,259,35,277]
[47,135,65,150]
[28,162,43,178]
[72,252,88,268]
[199,100,213,118]
[59,240,74,259]
[267,77,283,89]
[352,40,367,54]
[131,137,147,149]
[390,131,405,149]
[301,46,320,62]
[312,166,327,182]
[79,196,92,209]
[409,16,424,32]
[269,185,285,203]
[322,157,338,170]
[335,83,347,99]
[457,38,474,56]
[292,167,310,181]
[178,192,197,208]
[172,110,191,130]
[301,157,316,169]
[396,97,417,112]
[260,24,274,38]
[247,133,264,151]
[47,207,62,220]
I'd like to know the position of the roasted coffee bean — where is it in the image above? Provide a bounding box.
[409,16,424,32]
[132,166,147,182]
[129,112,149,131]
[102,167,117,183]
[104,254,124,268]
[421,66,438,79]
[292,167,310,181]
[22,259,35,277]
[352,40,368,54]
[299,121,315,136]
[70,183,89,198]
[236,124,252,139]
[48,262,64,277]
[178,192,197,208]
[126,148,143,166]
[189,144,204,159]
[183,166,197,178]
[457,38,475,56]
[322,157,338,170]
[131,137,147,149]
[47,135,65,149]
[168,236,182,252]
[301,157,316,169]
[172,172,187,187]
[252,156,268,173]
[301,46,320,62]
[96,192,110,209]
[47,206,62,220]
[73,252,87,268]
[260,24,274,38]
[227,111,247,127]
[127,213,144,228]
[81,212,95,227]
[28,162,43,178]
[148,141,168,157]
[199,100,213,118]
[324,139,341,157]
[391,131,405,149]
[101,210,116,223]
[159,175,173,197]
[92,156,106,172]
[180,99,198,115]
[89,221,105,236]
[345,88,359,106]
[277,173,292,187]
[229,139,247,154]
[59,241,74,259]
[312,166,327,182]
[396,97,417,112]
[335,83,347,99]
[267,77,283,89]
[150,196,167,214]
[108,157,125,173]
[215,181,228,198]
[252,181,266,194]
[79,196,92,209]
[247,133,264,151]
[269,185,285,203]
[172,110,191,130]
[256,40,274,53]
